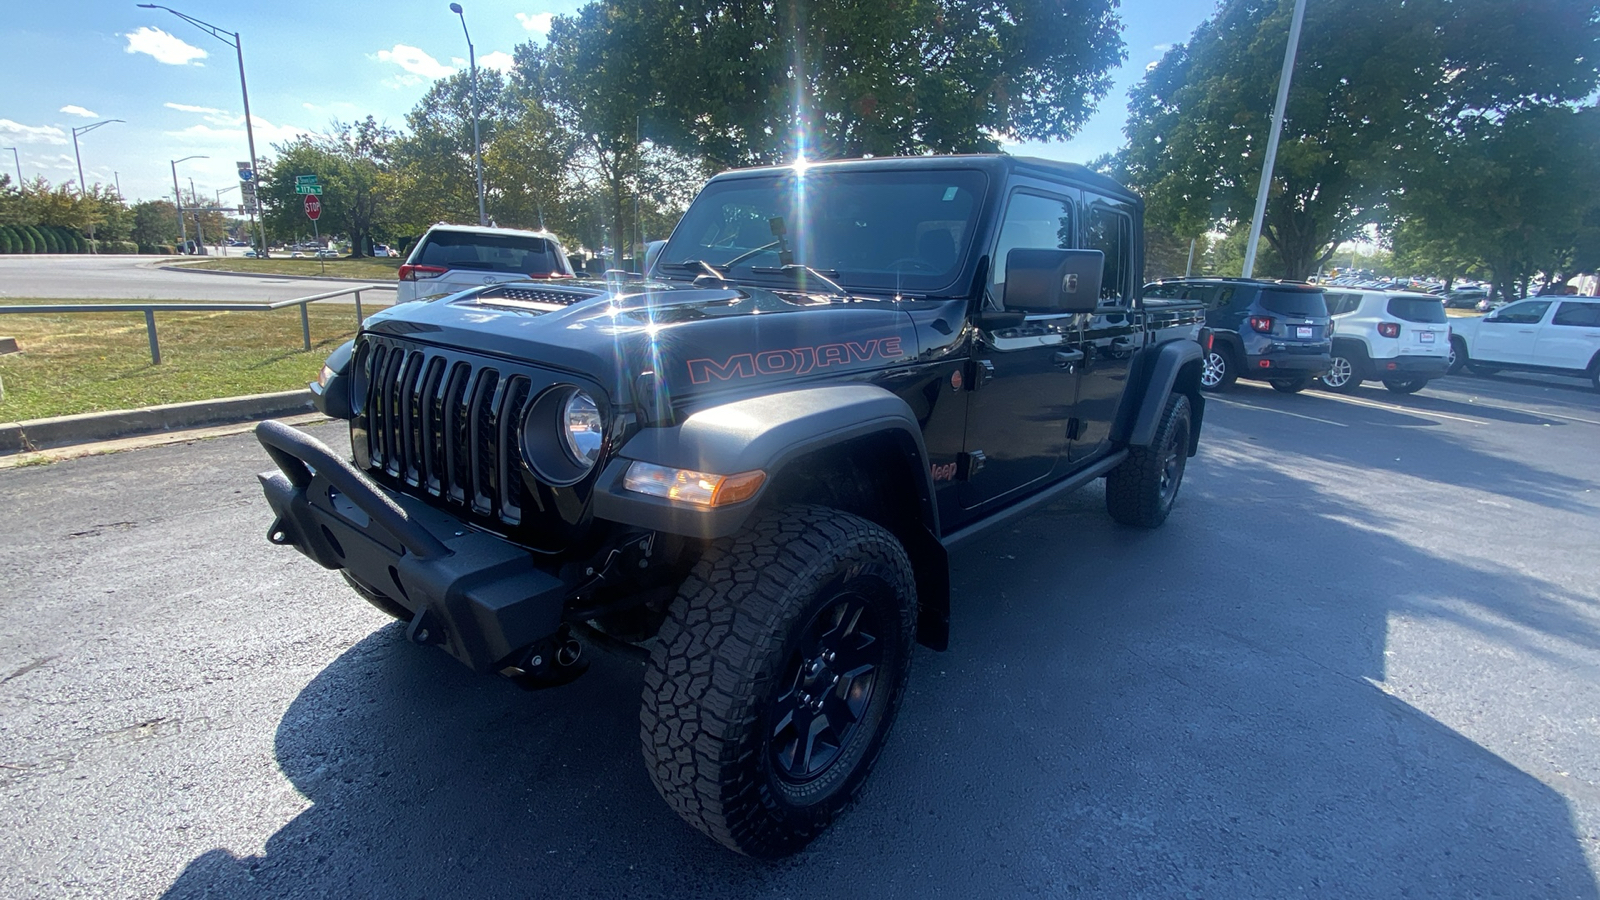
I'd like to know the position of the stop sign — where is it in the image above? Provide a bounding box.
[304,194,321,220]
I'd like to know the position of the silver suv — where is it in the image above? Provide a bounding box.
[1319,290,1450,394]
[396,224,575,303]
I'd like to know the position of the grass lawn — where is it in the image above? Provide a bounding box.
[176,256,401,280]
[0,298,360,421]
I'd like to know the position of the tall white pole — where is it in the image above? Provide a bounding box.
[1242,0,1308,279]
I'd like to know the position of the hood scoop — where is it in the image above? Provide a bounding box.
[474,284,607,311]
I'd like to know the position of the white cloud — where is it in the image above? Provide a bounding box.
[479,50,515,73]
[1154,43,1173,53]
[164,102,237,126]
[165,115,311,147]
[375,44,455,79]
[516,12,554,37]
[60,105,99,119]
[124,26,208,66]
[381,74,425,90]
[0,119,69,146]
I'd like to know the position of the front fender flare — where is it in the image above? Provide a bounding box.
[592,384,938,541]
[1115,339,1204,452]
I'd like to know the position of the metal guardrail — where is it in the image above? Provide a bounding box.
[0,284,396,364]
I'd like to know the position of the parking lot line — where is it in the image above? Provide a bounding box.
[1209,395,1348,427]
[1304,392,1493,426]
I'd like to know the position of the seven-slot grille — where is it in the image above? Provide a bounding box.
[363,340,536,527]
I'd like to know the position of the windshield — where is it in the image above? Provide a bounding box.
[1258,289,1328,318]
[658,168,988,293]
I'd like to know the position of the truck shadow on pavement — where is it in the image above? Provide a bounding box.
[164,429,1598,897]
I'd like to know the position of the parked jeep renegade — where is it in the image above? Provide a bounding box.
[256,155,1208,857]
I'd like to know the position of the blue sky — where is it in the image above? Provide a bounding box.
[2,1,1219,206]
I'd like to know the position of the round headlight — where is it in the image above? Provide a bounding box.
[562,390,603,467]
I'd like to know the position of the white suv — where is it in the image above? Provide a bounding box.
[1318,290,1451,394]
[396,224,575,303]
[1449,296,1600,391]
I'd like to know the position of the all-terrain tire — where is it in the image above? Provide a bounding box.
[640,505,917,858]
[1105,392,1191,528]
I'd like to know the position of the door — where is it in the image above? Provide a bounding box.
[1534,301,1600,370]
[1473,300,1551,364]
[1070,198,1138,463]
[960,190,1081,510]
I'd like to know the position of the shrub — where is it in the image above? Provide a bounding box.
[67,229,89,253]
[20,226,43,254]
[38,228,60,253]
[0,226,15,254]
[156,243,177,255]
[113,241,139,255]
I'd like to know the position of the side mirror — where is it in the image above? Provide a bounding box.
[1003,248,1104,314]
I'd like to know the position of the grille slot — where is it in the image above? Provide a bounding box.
[364,341,540,528]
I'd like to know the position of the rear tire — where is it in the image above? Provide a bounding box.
[1270,377,1312,393]
[641,505,916,858]
[1382,378,1428,394]
[1319,352,1362,393]
[1447,337,1467,374]
[1106,393,1191,528]
[1199,347,1237,392]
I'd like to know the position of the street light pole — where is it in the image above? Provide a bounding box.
[1241,0,1308,280]
[189,176,206,251]
[449,2,487,226]
[138,4,270,256]
[70,119,124,254]
[3,147,21,186]
[171,155,207,254]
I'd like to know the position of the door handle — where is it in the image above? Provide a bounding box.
[1518,329,1536,334]
[1054,350,1085,368]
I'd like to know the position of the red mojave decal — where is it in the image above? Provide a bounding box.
[686,336,906,385]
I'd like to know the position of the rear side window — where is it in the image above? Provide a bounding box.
[1553,301,1600,327]
[415,230,567,276]
[1257,289,1328,317]
[1386,296,1447,323]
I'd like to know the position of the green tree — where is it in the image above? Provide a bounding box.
[389,71,516,232]
[1393,105,1600,300]
[1120,0,1600,281]
[262,118,398,256]
[636,0,1124,168]
[130,200,181,251]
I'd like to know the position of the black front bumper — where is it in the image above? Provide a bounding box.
[255,420,571,673]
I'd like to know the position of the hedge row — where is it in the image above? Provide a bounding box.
[0,224,102,254]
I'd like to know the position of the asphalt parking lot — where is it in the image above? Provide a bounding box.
[2,371,1597,898]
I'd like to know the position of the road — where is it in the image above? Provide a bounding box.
[0,255,387,303]
[1,372,1597,898]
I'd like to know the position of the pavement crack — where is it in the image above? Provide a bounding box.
[1,655,56,685]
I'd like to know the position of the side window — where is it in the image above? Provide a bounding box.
[1144,283,1184,299]
[990,191,1073,308]
[1330,293,1357,315]
[1083,201,1134,306]
[1211,287,1236,311]
[1553,302,1600,327]
[1491,300,1552,325]
[1182,286,1218,307]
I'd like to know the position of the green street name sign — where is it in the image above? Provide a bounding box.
[295,174,319,185]
[295,184,324,195]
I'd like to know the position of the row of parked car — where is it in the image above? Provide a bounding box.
[1146,278,1600,394]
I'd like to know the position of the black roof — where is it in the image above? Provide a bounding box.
[711,154,1140,207]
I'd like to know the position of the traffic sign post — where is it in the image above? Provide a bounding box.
[305,194,324,274]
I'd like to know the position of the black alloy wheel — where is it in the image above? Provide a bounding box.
[769,593,884,783]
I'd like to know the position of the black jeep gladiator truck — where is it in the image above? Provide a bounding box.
[255,155,1207,857]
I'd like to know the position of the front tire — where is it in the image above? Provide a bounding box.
[1447,337,1467,374]
[641,506,917,858]
[1106,393,1191,528]
[1200,347,1237,392]
[1382,378,1428,394]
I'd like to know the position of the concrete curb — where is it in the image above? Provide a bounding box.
[158,264,398,284]
[1,390,315,454]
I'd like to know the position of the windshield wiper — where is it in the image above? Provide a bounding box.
[751,264,848,295]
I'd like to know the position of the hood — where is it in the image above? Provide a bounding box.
[361,277,925,416]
